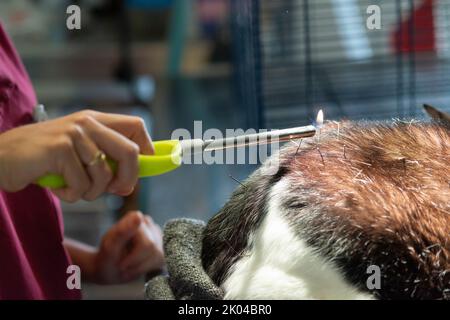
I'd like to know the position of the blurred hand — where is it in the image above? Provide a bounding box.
[93,211,165,284]
[0,110,153,201]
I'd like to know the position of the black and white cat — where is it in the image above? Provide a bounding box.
[202,106,450,300]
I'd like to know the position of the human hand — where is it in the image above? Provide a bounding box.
[92,211,165,284]
[0,110,153,201]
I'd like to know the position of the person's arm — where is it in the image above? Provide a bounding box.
[64,238,98,283]
[64,211,165,284]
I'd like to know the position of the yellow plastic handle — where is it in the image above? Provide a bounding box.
[36,140,182,189]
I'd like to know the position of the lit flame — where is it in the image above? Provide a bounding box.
[316,109,324,128]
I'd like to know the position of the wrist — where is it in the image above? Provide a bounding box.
[64,238,100,283]
[81,248,100,283]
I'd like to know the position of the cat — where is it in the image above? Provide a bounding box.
[202,105,450,300]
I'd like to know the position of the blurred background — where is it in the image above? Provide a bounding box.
[0,0,449,298]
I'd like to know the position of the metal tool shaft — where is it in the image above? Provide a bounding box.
[179,125,317,155]
[204,125,316,151]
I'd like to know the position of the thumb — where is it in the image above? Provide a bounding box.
[109,211,143,255]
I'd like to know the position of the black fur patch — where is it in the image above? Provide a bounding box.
[202,163,291,285]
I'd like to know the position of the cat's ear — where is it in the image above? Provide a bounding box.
[423,104,450,124]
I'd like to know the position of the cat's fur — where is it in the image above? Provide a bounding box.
[202,106,450,300]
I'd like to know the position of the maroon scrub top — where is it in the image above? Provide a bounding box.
[0,23,81,300]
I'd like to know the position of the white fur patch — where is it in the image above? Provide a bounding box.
[222,178,374,300]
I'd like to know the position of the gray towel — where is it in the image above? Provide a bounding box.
[145,219,224,300]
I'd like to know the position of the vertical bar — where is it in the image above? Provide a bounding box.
[231,0,264,129]
[117,1,134,82]
[245,0,255,128]
[408,0,417,117]
[395,0,405,118]
[167,0,191,77]
[303,0,313,117]
[252,0,265,129]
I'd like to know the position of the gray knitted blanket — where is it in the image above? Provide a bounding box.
[145,219,224,300]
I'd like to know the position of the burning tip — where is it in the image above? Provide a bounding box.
[316,109,324,128]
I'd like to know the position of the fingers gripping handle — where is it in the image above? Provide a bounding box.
[36,140,182,189]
